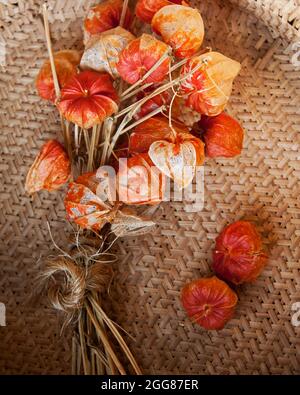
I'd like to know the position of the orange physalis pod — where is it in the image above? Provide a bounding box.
[83,0,133,44]
[80,27,135,79]
[199,112,244,158]
[180,51,241,116]
[64,172,118,231]
[212,221,268,285]
[116,34,171,84]
[25,140,71,194]
[134,88,172,120]
[57,70,118,129]
[151,5,204,58]
[117,153,166,205]
[129,115,204,189]
[36,50,81,103]
[129,115,189,153]
[135,0,183,24]
[181,276,238,330]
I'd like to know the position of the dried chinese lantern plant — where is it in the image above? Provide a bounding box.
[182,221,268,330]
[27,0,254,374]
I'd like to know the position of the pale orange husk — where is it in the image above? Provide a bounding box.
[80,27,135,79]
[25,140,71,194]
[151,5,204,58]
[180,51,241,116]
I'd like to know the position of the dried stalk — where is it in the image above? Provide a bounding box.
[119,0,128,28]
[89,296,142,375]
[85,302,126,375]
[42,4,60,100]
[87,125,98,172]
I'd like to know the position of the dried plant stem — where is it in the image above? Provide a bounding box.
[100,118,114,166]
[121,51,170,98]
[90,296,142,375]
[95,311,117,375]
[71,336,77,375]
[42,4,60,100]
[87,125,98,172]
[85,302,126,375]
[74,124,80,156]
[78,314,90,375]
[119,0,128,28]
[121,105,165,135]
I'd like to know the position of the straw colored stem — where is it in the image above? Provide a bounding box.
[85,302,126,375]
[87,125,97,172]
[119,0,128,28]
[42,4,60,100]
[89,296,142,375]
[78,314,90,375]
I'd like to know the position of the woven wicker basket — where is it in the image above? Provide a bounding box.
[0,0,299,375]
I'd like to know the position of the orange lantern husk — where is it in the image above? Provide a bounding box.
[36,50,81,103]
[57,70,119,129]
[151,5,204,59]
[25,140,71,194]
[129,115,205,189]
[181,276,238,330]
[198,112,244,158]
[83,0,133,44]
[212,221,268,285]
[180,51,241,116]
[129,115,189,153]
[80,27,135,79]
[116,34,171,84]
[64,172,118,231]
[134,88,172,120]
[135,0,184,24]
[117,153,166,205]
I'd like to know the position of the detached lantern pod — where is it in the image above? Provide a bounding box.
[25,140,71,194]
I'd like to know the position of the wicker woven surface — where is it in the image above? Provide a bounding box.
[0,0,300,375]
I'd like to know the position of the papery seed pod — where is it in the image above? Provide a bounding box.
[171,96,201,127]
[129,115,205,189]
[57,70,118,129]
[64,172,118,231]
[135,0,183,24]
[129,115,189,153]
[151,5,204,58]
[180,51,241,116]
[25,140,71,194]
[134,88,172,120]
[80,27,135,79]
[116,34,171,84]
[117,153,166,205]
[198,112,244,158]
[212,221,268,285]
[83,0,132,45]
[36,50,81,102]
[181,276,238,330]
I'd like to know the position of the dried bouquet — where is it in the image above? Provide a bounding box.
[25,0,263,375]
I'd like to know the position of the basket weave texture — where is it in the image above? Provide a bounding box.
[0,0,300,375]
